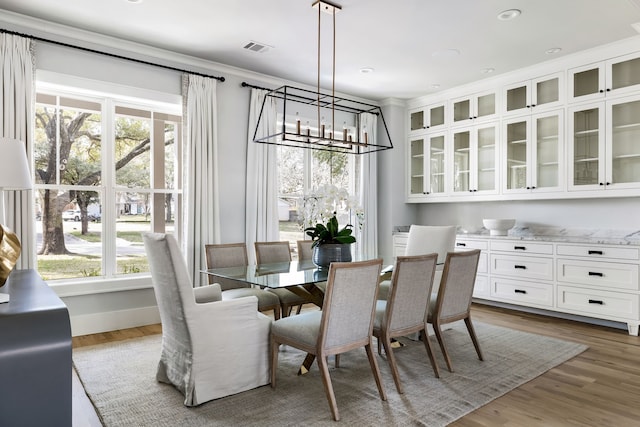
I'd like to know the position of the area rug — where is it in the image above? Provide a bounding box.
[73,322,587,426]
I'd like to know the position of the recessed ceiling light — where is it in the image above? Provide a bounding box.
[545,47,562,55]
[127,0,143,3]
[497,9,521,20]
[359,67,374,74]
[480,68,495,74]
[432,49,460,58]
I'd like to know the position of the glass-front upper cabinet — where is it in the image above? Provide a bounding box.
[407,132,447,199]
[503,110,563,193]
[569,52,640,103]
[504,72,563,116]
[452,122,499,195]
[451,90,498,127]
[408,102,446,135]
[568,94,640,191]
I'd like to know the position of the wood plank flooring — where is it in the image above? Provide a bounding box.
[72,305,640,426]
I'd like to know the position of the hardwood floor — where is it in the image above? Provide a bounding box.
[72,305,640,426]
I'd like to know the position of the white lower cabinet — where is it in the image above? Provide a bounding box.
[393,233,640,335]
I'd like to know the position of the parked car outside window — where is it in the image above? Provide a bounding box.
[62,210,81,221]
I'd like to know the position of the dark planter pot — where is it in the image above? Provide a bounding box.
[312,243,352,268]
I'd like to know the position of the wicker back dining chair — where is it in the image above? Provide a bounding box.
[254,241,314,316]
[372,253,440,393]
[204,243,281,319]
[428,249,483,372]
[270,258,386,421]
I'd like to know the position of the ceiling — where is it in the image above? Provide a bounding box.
[1,0,640,101]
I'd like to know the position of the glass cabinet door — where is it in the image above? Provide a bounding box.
[476,92,496,120]
[409,103,446,134]
[569,104,604,188]
[409,137,425,195]
[533,74,561,108]
[409,109,425,133]
[505,119,529,190]
[476,124,498,192]
[452,130,470,192]
[609,97,640,186]
[533,111,563,190]
[428,133,446,195]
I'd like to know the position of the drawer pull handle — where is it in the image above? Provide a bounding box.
[514,246,526,250]
[588,271,604,277]
[588,250,603,255]
[514,265,527,269]
[588,299,604,305]
[456,242,466,247]
[514,289,527,294]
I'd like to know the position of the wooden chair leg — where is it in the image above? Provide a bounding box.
[273,306,281,320]
[364,342,387,402]
[381,334,404,394]
[270,337,279,388]
[464,316,484,361]
[419,329,440,378]
[432,322,454,372]
[317,353,340,421]
[295,304,302,315]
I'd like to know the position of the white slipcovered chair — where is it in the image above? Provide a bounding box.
[143,232,271,406]
[379,225,456,300]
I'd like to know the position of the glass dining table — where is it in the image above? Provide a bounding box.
[202,260,330,307]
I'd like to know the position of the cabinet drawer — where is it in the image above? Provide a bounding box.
[557,259,639,291]
[473,274,489,298]
[490,254,554,281]
[455,239,488,251]
[490,240,553,255]
[557,285,639,321]
[556,244,639,261]
[490,277,553,308]
[478,252,488,274]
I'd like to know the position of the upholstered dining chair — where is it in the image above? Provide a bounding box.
[270,259,387,421]
[379,225,456,301]
[428,249,483,373]
[254,241,315,316]
[204,243,282,319]
[372,253,440,393]
[143,233,271,406]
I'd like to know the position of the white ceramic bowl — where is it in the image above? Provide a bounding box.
[483,219,516,236]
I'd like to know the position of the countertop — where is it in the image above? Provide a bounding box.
[392,226,640,247]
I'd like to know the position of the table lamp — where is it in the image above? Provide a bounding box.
[0,137,33,303]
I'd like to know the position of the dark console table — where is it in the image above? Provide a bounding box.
[0,269,72,426]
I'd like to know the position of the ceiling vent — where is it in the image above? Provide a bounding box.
[243,41,272,53]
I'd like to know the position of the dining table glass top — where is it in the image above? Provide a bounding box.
[202,260,329,289]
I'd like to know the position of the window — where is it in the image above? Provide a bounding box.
[276,114,359,259]
[34,85,182,282]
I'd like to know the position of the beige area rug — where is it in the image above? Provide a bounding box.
[73,322,586,426]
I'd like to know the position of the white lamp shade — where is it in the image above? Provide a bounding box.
[0,138,32,190]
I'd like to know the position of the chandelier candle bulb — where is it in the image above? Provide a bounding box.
[343,122,348,141]
[295,113,301,135]
[364,131,368,145]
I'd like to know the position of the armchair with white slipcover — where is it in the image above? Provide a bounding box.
[143,232,271,406]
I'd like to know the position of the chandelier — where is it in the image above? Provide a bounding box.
[252,0,393,154]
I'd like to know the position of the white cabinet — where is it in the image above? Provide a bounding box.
[451,89,498,127]
[456,238,489,298]
[568,93,640,191]
[408,102,447,135]
[407,132,448,200]
[504,72,563,116]
[568,52,640,103]
[451,122,500,195]
[502,110,564,194]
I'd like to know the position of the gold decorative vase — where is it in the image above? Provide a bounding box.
[0,224,21,286]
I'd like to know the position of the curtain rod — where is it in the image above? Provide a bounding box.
[1,28,225,82]
[241,82,270,91]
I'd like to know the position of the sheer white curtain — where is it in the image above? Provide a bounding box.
[357,113,378,260]
[182,74,220,285]
[0,33,35,269]
[245,88,279,265]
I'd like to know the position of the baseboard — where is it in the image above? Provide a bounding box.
[70,306,160,337]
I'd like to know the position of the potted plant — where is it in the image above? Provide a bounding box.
[305,215,355,268]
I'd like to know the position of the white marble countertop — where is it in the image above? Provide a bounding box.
[393,226,640,246]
